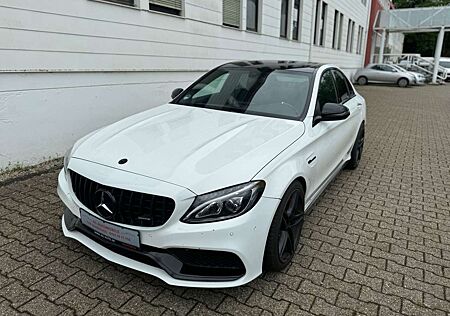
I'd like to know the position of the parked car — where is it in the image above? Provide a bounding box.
[58,61,366,288]
[390,64,426,85]
[354,63,416,87]
[438,57,450,81]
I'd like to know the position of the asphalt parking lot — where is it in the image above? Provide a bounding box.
[1,84,449,316]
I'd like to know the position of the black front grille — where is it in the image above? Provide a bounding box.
[69,170,175,227]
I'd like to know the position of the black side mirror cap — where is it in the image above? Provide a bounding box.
[171,88,184,99]
[318,103,350,122]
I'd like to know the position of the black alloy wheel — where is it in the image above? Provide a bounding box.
[264,182,305,271]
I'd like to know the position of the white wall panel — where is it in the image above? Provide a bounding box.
[0,0,371,168]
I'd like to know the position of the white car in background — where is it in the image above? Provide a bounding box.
[438,57,450,81]
[58,61,366,288]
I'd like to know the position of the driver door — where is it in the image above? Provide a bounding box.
[305,70,345,197]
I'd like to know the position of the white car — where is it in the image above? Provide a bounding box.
[58,61,366,288]
[438,57,450,81]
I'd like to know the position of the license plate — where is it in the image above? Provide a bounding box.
[80,209,140,249]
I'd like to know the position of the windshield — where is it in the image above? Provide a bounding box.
[440,61,450,68]
[173,67,312,120]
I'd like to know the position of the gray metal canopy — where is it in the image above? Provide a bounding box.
[375,6,450,33]
[373,5,450,83]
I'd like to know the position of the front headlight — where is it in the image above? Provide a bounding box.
[63,146,73,174]
[181,181,265,224]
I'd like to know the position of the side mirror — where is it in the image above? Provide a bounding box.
[314,103,350,125]
[171,88,184,99]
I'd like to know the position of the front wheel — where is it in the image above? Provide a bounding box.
[398,78,409,88]
[263,182,305,271]
[357,76,368,86]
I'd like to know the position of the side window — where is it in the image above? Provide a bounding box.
[378,65,395,72]
[333,69,355,102]
[317,70,338,111]
[371,65,381,71]
[332,70,350,103]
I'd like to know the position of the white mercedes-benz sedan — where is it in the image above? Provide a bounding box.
[58,61,366,288]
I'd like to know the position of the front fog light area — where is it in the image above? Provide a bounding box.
[181,181,265,224]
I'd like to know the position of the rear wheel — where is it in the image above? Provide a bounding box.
[346,125,365,170]
[263,182,305,271]
[398,78,409,88]
[357,76,368,86]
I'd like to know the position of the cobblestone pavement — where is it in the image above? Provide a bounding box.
[1,85,450,316]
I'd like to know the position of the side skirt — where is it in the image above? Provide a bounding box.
[304,160,346,214]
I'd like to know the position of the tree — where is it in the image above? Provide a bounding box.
[393,0,450,8]
[392,0,450,56]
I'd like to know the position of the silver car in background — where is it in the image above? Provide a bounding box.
[390,64,426,85]
[354,64,416,87]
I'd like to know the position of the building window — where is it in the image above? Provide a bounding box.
[247,0,259,32]
[338,12,343,49]
[149,0,182,15]
[332,10,338,49]
[319,1,327,46]
[313,0,327,46]
[356,26,364,54]
[280,0,289,38]
[332,10,344,49]
[346,19,355,52]
[292,0,301,40]
[103,0,134,5]
[223,0,241,28]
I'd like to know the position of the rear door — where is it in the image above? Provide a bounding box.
[379,65,398,83]
[369,65,386,82]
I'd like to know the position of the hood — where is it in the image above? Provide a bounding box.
[72,104,305,194]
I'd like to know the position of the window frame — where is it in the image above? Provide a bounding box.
[319,1,328,46]
[149,0,183,16]
[246,0,260,32]
[280,0,290,38]
[331,68,355,104]
[292,0,302,41]
[223,0,242,29]
[332,9,339,49]
[315,69,339,118]
[99,0,135,6]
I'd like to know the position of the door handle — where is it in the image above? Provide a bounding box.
[357,103,362,107]
[307,156,317,164]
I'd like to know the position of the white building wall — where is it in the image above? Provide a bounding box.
[0,0,370,169]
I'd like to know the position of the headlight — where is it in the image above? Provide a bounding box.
[181,181,265,224]
[63,146,73,174]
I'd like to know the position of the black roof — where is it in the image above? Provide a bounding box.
[221,60,323,72]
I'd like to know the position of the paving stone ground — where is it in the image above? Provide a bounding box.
[1,84,450,316]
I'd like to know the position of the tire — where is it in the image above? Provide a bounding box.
[357,76,368,86]
[263,182,305,271]
[346,124,365,170]
[397,78,409,88]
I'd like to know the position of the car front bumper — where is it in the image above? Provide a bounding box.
[57,168,279,288]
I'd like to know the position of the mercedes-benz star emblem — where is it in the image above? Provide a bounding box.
[94,189,116,219]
